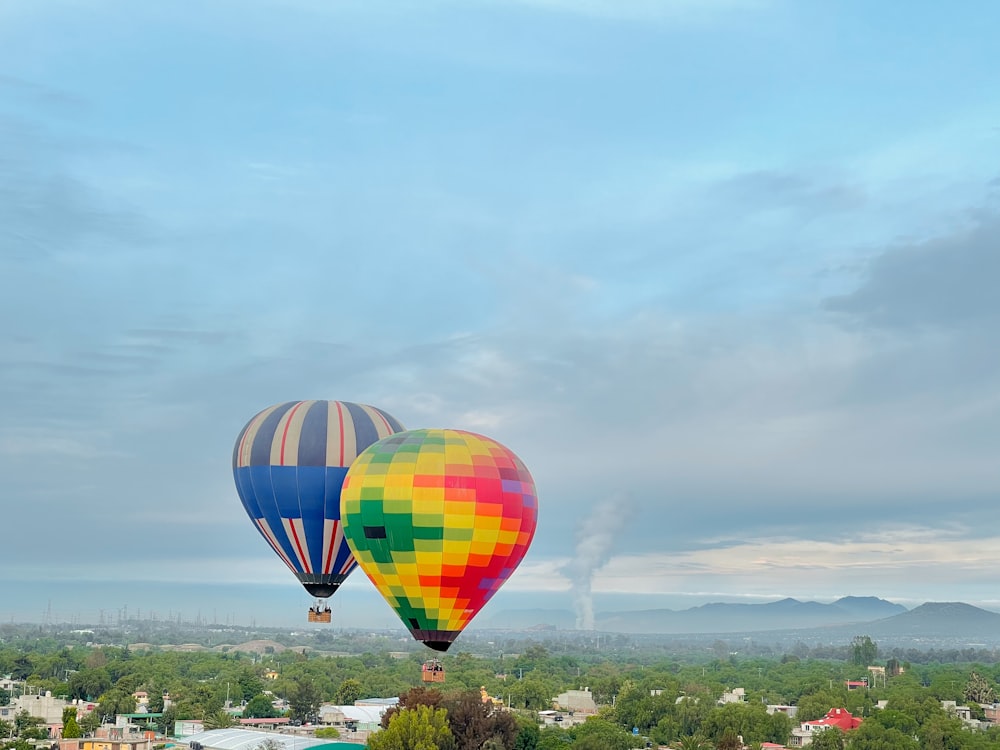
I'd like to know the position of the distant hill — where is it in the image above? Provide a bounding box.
[596,596,906,634]
[485,596,906,634]
[854,602,1000,640]
[831,596,908,620]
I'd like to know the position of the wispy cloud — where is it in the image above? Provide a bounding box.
[0,428,119,460]
[593,530,1000,601]
[506,0,768,23]
[826,212,1000,331]
[493,528,1000,611]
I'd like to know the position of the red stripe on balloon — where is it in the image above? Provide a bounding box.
[323,520,338,574]
[288,520,311,573]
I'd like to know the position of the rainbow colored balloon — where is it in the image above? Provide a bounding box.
[340,428,538,651]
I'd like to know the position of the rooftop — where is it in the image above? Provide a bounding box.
[182,729,354,750]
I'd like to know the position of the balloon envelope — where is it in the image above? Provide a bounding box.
[233,400,405,598]
[341,428,538,651]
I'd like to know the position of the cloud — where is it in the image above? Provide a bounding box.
[0,117,148,265]
[590,527,1000,604]
[712,169,867,215]
[476,523,1000,609]
[0,427,120,461]
[0,74,86,110]
[233,0,767,24]
[826,212,1000,330]
[3,2,1000,623]
[505,0,768,23]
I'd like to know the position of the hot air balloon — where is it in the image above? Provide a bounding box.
[340,428,537,651]
[232,400,405,621]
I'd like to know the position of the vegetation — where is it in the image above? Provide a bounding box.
[368,704,452,750]
[62,715,83,738]
[4,624,1000,748]
[202,709,234,730]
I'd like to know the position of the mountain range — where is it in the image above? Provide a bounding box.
[487,596,905,633]
[485,598,1000,647]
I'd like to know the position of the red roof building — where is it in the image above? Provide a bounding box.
[808,707,863,731]
[789,708,863,746]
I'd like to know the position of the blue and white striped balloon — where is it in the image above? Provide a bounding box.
[233,400,405,598]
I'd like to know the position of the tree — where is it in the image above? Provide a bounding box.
[507,675,556,711]
[918,715,966,750]
[810,727,845,750]
[441,690,518,750]
[231,667,265,703]
[97,688,136,720]
[314,728,340,739]
[868,709,916,737]
[147,692,165,713]
[716,729,741,750]
[796,690,847,723]
[243,694,279,719]
[79,710,101,735]
[851,637,878,667]
[333,678,363,706]
[614,685,672,734]
[68,669,112,702]
[569,717,638,750]
[172,684,221,720]
[14,711,48,741]
[62,716,83,739]
[964,671,997,704]
[202,709,234,730]
[673,736,711,750]
[701,701,781,746]
[382,687,445,729]
[513,715,540,750]
[675,695,711,737]
[367,704,453,750]
[10,656,32,680]
[287,679,321,723]
[846,720,918,750]
[537,727,569,750]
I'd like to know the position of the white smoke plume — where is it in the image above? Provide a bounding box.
[567,494,631,630]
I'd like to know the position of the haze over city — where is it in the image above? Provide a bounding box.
[3,1,1000,629]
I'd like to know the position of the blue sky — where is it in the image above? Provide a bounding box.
[3,0,1000,629]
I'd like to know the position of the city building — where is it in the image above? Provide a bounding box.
[1,689,70,736]
[552,688,597,713]
[789,708,862,746]
[719,688,747,704]
[767,704,799,719]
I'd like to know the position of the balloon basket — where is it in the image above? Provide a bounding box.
[422,659,446,683]
[308,605,332,623]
